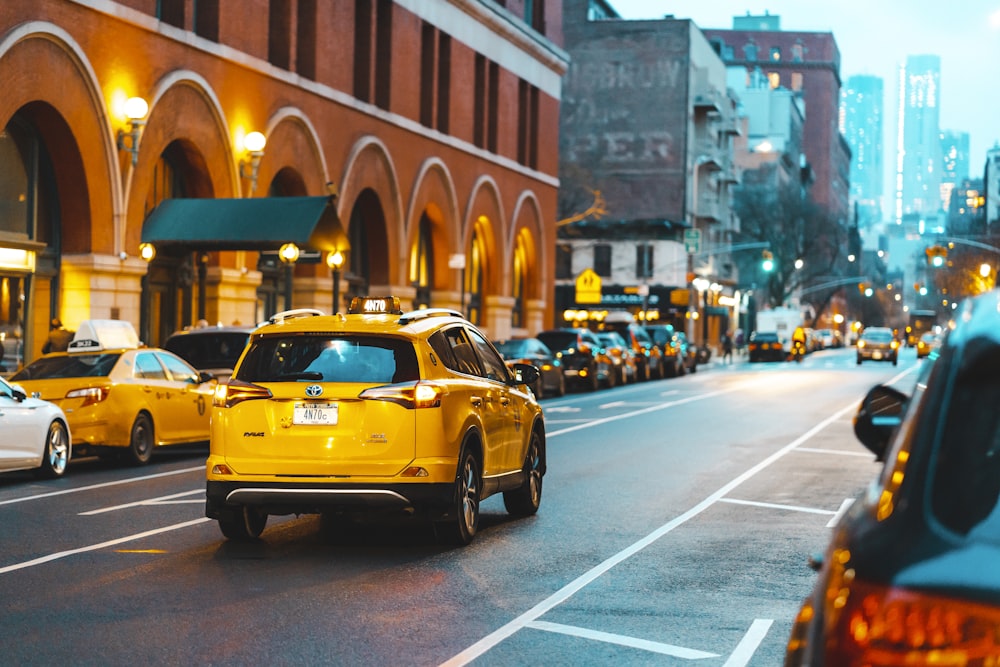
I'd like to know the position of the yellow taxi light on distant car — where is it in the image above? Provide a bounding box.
[11,320,217,465]
[206,297,547,546]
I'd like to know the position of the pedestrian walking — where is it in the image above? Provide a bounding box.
[722,331,734,364]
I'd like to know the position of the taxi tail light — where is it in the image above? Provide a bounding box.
[65,386,110,407]
[214,379,272,408]
[826,578,1000,664]
[359,381,444,409]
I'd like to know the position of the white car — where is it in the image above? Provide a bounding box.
[0,375,71,478]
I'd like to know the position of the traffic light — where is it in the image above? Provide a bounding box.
[925,245,947,267]
[761,250,774,272]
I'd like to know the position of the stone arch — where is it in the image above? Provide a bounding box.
[338,136,403,287]
[508,191,546,301]
[260,108,329,196]
[463,176,506,296]
[406,158,460,293]
[0,22,120,255]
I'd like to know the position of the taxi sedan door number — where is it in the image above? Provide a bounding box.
[293,402,338,425]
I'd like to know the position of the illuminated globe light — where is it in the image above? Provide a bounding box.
[244,131,267,153]
[124,96,149,121]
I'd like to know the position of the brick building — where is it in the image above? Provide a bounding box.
[0,0,567,368]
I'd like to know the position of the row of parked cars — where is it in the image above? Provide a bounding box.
[494,316,701,397]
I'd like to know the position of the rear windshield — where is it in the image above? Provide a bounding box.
[863,330,894,342]
[164,332,250,369]
[11,353,120,380]
[234,334,419,384]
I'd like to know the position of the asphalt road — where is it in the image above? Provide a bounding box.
[0,345,923,666]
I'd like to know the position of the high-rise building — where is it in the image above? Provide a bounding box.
[895,55,942,229]
[702,15,851,225]
[840,75,884,229]
[940,129,970,216]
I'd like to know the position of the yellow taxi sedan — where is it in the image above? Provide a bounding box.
[11,320,216,465]
[206,298,546,545]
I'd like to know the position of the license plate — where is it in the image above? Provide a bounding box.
[293,402,338,425]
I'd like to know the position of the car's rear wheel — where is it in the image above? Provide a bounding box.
[503,429,543,516]
[127,413,154,465]
[438,445,481,545]
[218,505,268,540]
[35,421,70,479]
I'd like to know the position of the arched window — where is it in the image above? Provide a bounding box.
[409,213,434,309]
[512,230,529,328]
[465,216,488,325]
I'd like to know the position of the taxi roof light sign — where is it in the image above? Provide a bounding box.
[348,296,403,315]
[68,320,140,352]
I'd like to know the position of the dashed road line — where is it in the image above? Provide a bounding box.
[525,621,719,659]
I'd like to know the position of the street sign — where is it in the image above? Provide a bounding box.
[684,229,701,255]
[575,268,602,304]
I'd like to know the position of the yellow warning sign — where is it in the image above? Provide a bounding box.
[575,268,602,304]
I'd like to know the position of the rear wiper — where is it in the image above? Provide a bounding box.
[276,372,324,381]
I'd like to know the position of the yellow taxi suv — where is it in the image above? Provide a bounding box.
[206,298,546,545]
[11,320,217,465]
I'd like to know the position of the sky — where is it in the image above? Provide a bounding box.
[607,0,1000,180]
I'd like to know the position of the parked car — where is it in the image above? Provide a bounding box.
[814,328,844,349]
[595,330,638,386]
[747,331,785,362]
[856,326,899,365]
[673,331,698,373]
[786,289,1000,665]
[644,324,686,378]
[0,375,71,478]
[536,328,612,392]
[493,337,566,398]
[599,313,663,381]
[163,324,255,381]
[11,320,217,465]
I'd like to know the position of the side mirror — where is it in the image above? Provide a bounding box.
[511,363,540,387]
[853,384,908,461]
[199,371,216,384]
[9,384,27,402]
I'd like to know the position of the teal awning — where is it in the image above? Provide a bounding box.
[140,196,348,252]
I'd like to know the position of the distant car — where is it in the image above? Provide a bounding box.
[785,289,1000,665]
[595,330,638,386]
[814,328,843,349]
[163,324,255,381]
[536,328,612,392]
[856,326,899,365]
[644,324,686,378]
[916,330,942,359]
[673,331,698,373]
[747,331,785,362]
[599,313,663,381]
[11,320,217,465]
[0,375,71,478]
[493,337,566,398]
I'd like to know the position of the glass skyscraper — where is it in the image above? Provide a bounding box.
[841,74,884,228]
[896,54,942,230]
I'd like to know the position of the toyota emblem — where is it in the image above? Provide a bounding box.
[305,384,324,397]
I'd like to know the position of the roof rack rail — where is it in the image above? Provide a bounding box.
[398,308,465,325]
[268,308,325,324]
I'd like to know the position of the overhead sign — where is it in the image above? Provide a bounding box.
[575,268,602,304]
[684,228,701,255]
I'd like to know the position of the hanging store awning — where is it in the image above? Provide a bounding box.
[140,196,349,252]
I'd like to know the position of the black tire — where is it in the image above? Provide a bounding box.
[438,445,481,545]
[218,505,268,540]
[504,429,543,516]
[127,413,154,465]
[35,421,70,479]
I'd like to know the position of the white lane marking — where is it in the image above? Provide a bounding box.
[0,465,204,506]
[440,399,860,666]
[723,619,774,667]
[0,518,212,575]
[827,498,855,528]
[795,447,873,457]
[544,406,581,413]
[659,390,680,397]
[599,401,626,409]
[80,489,203,515]
[525,621,719,659]
[718,498,837,516]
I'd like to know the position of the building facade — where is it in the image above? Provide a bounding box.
[558,0,740,346]
[702,16,851,226]
[840,74,884,230]
[0,0,568,369]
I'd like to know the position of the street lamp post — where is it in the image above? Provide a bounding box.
[326,249,345,314]
[278,243,299,311]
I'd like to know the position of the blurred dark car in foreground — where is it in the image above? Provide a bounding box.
[856,326,899,366]
[493,337,565,398]
[786,290,1000,665]
[536,328,611,392]
[747,331,785,362]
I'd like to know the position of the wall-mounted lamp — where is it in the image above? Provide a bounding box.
[239,131,267,195]
[138,242,156,263]
[117,97,149,166]
[326,249,345,314]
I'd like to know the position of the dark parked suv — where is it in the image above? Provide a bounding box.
[599,314,662,381]
[786,291,1000,665]
[536,328,610,392]
[163,324,255,381]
